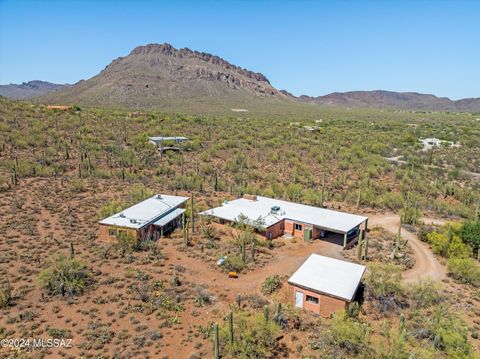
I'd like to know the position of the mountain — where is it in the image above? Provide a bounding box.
[33,44,479,112]
[0,80,68,99]
[298,90,480,112]
[37,43,291,112]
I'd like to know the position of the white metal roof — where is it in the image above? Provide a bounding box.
[149,136,188,144]
[200,196,367,233]
[153,208,185,227]
[288,254,366,301]
[99,194,188,229]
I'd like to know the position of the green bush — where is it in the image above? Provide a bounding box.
[0,281,13,309]
[311,313,371,356]
[261,275,282,295]
[39,255,92,296]
[99,200,123,219]
[223,255,245,272]
[447,258,480,286]
[460,221,480,258]
[364,263,405,313]
[220,310,280,359]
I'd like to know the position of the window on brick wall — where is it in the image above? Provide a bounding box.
[306,295,319,304]
[294,223,303,231]
[108,228,117,237]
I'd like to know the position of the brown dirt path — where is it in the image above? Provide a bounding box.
[368,214,447,282]
[164,238,343,301]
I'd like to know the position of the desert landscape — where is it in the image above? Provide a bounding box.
[1,1,480,358]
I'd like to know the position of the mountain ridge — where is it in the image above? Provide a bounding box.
[5,43,479,112]
[0,80,68,99]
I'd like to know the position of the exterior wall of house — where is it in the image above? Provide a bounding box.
[98,224,138,243]
[285,219,315,239]
[291,284,347,317]
[264,220,285,239]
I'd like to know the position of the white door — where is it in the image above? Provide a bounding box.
[295,291,304,308]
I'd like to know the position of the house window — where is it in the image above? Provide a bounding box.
[306,295,319,304]
[108,228,117,237]
[294,223,303,231]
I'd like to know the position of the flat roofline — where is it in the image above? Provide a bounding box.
[288,265,366,302]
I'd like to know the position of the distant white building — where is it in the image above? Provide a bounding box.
[419,137,460,151]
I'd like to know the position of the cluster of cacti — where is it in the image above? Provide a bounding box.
[357,229,369,261]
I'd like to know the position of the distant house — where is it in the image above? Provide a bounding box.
[288,254,366,317]
[47,105,71,111]
[200,195,368,248]
[98,194,188,242]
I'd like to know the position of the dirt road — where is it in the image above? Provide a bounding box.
[369,214,446,282]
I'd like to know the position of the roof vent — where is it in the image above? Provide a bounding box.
[271,206,280,213]
[119,213,126,218]
[156,194,162,199]
[130,219,137,224]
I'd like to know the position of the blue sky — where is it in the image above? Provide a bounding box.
[1,0,479,99]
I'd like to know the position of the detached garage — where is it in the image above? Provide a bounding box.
[288,254,366,317]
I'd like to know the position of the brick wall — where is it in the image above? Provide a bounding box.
[291,284,347,317]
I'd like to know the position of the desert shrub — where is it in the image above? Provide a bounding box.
[69,179,86,193]
[364,263,405,313]
[223,255,246,272]
[459,221,480,258]
[47,328,72,339]
[0,281,13,308]
[99,200,123,219]
[427,231,471,258]
[407,280,443,309]
[39,255,92,296]
[400,206,422,225]
[261,275,282,295]
[409,306,473,357]
[447,258,480,286]
[310,313,371,357]
[127,183,154,205]
[201,225,220,242]
[220,310,281,359]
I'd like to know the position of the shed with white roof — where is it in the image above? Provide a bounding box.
[288,254,366,316]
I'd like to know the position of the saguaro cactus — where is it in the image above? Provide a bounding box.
[251,240,256,262]
[364,235,369,260]
[213,323,220,359]
[399,313,405,332]
[228,311,234,344]
[191,193,195,234]
[357,230,363,261]
[70,242,75,259]
[241,239,246,262]
[236,293,242,308]
[264,305,269,322]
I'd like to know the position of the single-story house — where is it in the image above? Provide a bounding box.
[200,195,368,247]
[98,194,188,242]
[288,254,366,317]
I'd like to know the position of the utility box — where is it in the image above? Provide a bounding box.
[304,228,312,241]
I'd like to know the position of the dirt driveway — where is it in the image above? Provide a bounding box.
[166,213,446,307]
[368,214,446,282]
